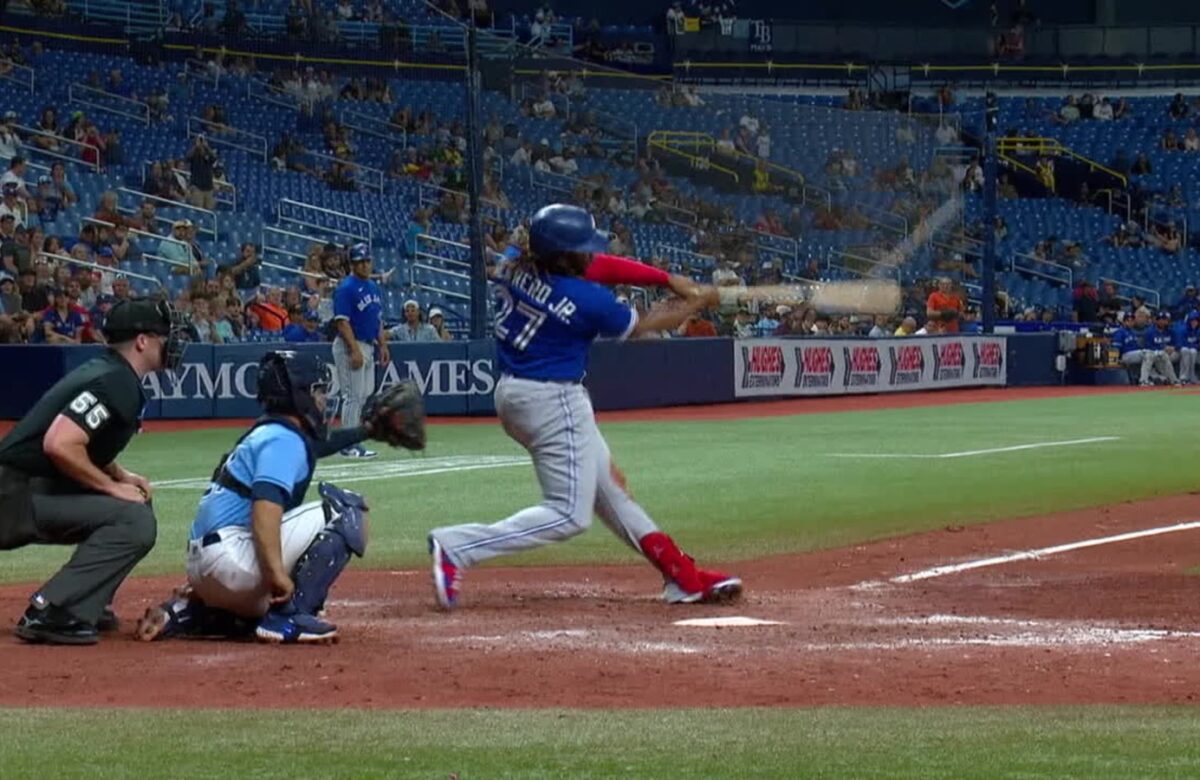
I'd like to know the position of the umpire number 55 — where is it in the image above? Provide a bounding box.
[70,391,111,431]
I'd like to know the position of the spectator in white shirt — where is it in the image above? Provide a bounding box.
[739,112,760,136]
[868,314,892,338]
[756,130,771,159]
[549,150,578,175]
[935,120,958,145]
[0,156,30,199]
[390,299,439,342]
[510,140,533,166]
[0,182,27,227]
[335,0,355,20]
[0,112,19,161]
[1093,96,1114,121]
[1185,128,1200,152]
[532,96,556,119]
[666,2,686,35]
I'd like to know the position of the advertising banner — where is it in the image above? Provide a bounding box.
[733,336,1007,398]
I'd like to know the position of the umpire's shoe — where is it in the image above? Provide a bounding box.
[15,604,100,645]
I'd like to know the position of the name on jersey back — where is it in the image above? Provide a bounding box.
[512,270,577,323]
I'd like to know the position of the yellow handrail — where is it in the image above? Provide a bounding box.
[997,136,1127,187]
[648,130,804,185]
[647,132,741,183]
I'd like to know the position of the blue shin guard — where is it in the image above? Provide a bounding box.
[286,486,368,616]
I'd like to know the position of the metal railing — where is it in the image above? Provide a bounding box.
[186,116,268,162]
[13,125,101,172]
[1099,278,1162,310]
[828,249,901,280]
[412,234,474,302]
[647,131,741,185]
[117,187,218,240]
[298,149,385,193]
[996,136,1128,188]
[247,77,315,113]
[1104,188,1132,223]
[526,165,589,198]
[652,243,716,273]
[44,252,164,293]
[1011,251,1072,287]
[659,202,699,228]
[0,61,34,94]
[417,182,507,221]
[65,0,165,35]
[1144,205,1188,245]
[184,59,221,89]
[81,216,196,274]
[143,161,238,211]
[339,108,408,150]
[68,83,150,126]
[588,105,639,151]
[278,198,372,246]
[752,230,799,266]
[261,225,321,265]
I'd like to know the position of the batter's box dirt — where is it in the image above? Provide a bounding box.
[2,493,1199,709]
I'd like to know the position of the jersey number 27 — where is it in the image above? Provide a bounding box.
[494,287,546,351]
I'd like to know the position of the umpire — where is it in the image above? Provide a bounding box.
[0,299,186,644]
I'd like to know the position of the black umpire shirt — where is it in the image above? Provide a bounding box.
[0,350,145,480]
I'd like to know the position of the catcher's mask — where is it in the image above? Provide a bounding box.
[256,350,332,440]
[102,299,189,372]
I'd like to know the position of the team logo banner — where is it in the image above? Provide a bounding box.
[733,335,1007,398]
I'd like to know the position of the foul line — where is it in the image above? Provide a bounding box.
[827,436,1120,459]
[891,520,1200,584]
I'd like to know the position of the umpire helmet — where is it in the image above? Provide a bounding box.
[257,350,333,440]
[348,243,372,263]
[103,299,189,371]
[529,204,609,257]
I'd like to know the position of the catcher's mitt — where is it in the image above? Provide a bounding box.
[363,379,426,450]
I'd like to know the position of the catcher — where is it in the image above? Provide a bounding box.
[136,350,425,644]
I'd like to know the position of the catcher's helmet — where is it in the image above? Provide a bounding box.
[348,242,372,263]
[256,350,332,439]
[529,204,609,256]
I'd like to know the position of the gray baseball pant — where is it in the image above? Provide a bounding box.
[430,376,659,568]
[332,337,375,428]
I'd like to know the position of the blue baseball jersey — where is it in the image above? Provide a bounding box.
[189,423,311,540]
[1175,323,1200,349]
[333,275,383,343]
[43,308,86,339]
[1112,326,1146,355]
[493,264,636,382]
[1146,325,1174,350]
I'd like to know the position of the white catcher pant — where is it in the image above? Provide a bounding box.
[333,336,376,428]
[1175,347,1197,382]
[186,501,326,618]
[430,375,660,568]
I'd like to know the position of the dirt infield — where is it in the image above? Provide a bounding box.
[2,492,1198,709]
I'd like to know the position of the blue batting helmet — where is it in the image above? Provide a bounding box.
[349,243,372,263]
[257,350,332,439]
[529,204,609,256]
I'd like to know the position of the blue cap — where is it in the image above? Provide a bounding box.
[349,242,372,263]
[529,204,609,256]
[304,310,320,321]
[1155,310,1171,320]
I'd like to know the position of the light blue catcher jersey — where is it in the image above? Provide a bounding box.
[493,264,636,382]
[189,423,311,540]
[334,275,383,343]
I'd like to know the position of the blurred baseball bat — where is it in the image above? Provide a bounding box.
[716,280,901,314]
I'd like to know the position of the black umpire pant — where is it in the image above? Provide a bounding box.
[0,466,157,625]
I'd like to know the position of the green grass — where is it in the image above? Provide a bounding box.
[3,392,1199,777]
[1,391,1195,585]
[2,706,1199,779]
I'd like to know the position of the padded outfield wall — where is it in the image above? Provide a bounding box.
[0,334,1058,419]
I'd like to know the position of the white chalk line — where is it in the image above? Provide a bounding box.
[882,520,1200,585]
[826,436,1120,459]
[151,455,528,490]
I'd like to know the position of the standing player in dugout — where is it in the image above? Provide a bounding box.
[0,299,187,645]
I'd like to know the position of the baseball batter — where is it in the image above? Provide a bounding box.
[332,243,389,459]
[428,204,742,608]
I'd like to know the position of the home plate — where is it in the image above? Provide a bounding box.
[673,617,786,628]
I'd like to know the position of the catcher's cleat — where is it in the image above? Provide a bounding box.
[135,586,200,642]
[662,572,743,605]
[255,611,338,644]
[429,536,461,609]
